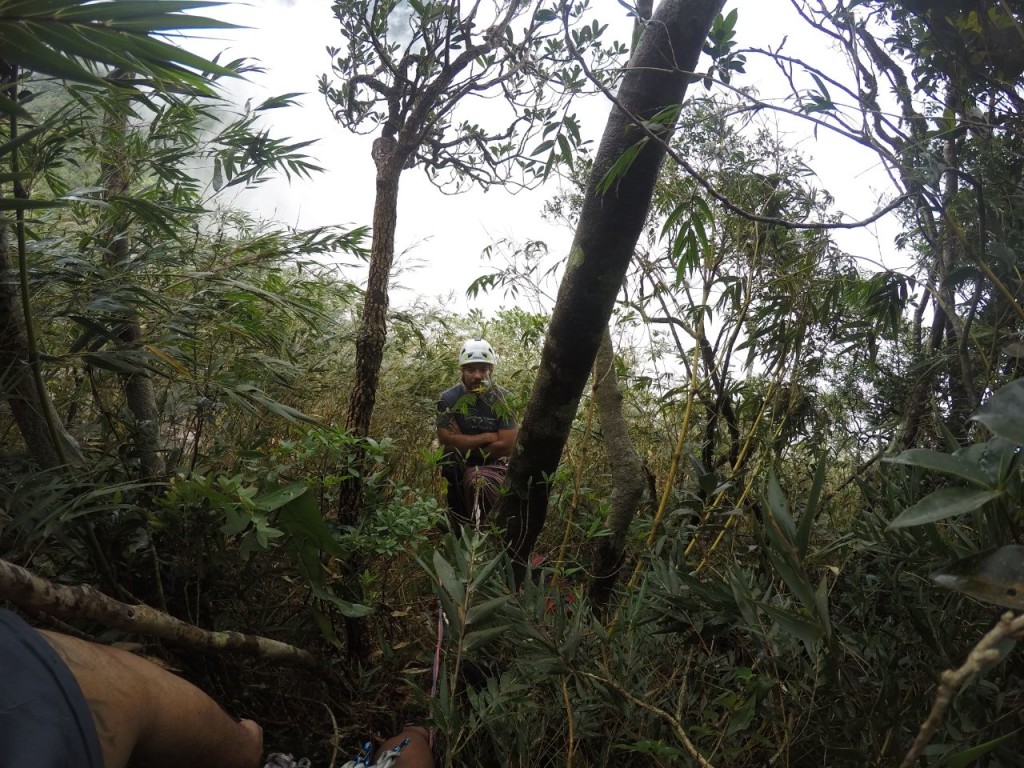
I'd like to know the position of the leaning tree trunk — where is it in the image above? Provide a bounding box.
[588,327,647,612]
[494,0,726,577]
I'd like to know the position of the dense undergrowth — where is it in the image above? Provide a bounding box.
[5,361,1024,767]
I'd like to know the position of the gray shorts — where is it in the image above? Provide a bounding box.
[0,608,104,768]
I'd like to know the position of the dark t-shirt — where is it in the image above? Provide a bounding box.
[436,383,517,465]
[0,608,104,768]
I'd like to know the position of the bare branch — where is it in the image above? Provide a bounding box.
[0,558,317,668]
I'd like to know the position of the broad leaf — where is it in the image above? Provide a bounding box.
[276,487,344,556]
[253,482,308,511]
[886,448,991,487]
[888,488,1004,529]
[931,545,1024,610]
[970,379,1024,445]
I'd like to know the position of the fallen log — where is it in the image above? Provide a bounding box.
[0,557,317,668]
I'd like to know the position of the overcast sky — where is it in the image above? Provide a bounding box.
[186,0,901,314]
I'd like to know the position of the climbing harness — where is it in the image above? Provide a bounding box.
[262,737,410,768]
[341,737,411,768]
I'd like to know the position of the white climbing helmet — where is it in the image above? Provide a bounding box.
[458,339,497,367]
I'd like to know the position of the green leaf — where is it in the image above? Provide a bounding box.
[886,448,991,487]
[764,471,796,547]
[220,506,250,535]
[462,624,510,653]
[277,488,344,556]
[797,452,827,559]
[311,608,343,649]
[469,552,504,590]
[938,729,1021,767]
[307,581,372,618]
[466,594,511,626]
[253,482,308,511]
[433,550,465,608]
[931,545,1024,610]
[814,576,832,643]
[759,603,822,647]
[971,379,1024,445]
[888,488,1004,529]
[596,138,646,194]
[725,693,756,736]
[766,549,817,613]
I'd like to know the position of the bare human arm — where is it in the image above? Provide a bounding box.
[437,417,497,454]
[437,415,518,461]
[38,630,263,768]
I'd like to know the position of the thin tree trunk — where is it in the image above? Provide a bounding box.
[494,0,726,578]
[99,82,165,480]
[338,137,405,523]
[0,62,82,469]
[0,225,83,468]
[337,137,406,660]
[345,138,402,440]
[589,327,647,611]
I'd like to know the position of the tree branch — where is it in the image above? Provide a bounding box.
[0,558,317,668]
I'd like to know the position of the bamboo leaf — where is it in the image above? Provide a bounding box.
[797,452,827,559]
[307,581,372,618]
[466,594,512,626]
[765,471,796,547]
[462,624,510,653]
[759,602,822,647]
[939,730,1021,767]
[433,550,465,607]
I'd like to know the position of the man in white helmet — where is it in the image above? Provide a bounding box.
[436,339,518,527]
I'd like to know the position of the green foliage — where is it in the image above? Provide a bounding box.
[320,0,626,191]
[5,1,1024,766]
[887,380,1024,534]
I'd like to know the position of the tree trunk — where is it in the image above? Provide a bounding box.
[99,84,165,480]
[338,137,404,522]
[588,327,647,611]
[345,137,403,440]
[0,63,82,469]
[494,0,725,576]
[337,137,406,659]
[0,226,83,468]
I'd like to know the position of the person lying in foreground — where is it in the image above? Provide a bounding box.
[0,606,262,768]
[0,607,435,768]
